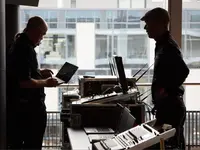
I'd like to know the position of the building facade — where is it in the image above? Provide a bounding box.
[20,0,200,111]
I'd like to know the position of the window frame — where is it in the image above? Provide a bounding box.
[168,0,182,48]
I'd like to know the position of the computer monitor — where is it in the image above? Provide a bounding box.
[113,56,128,94]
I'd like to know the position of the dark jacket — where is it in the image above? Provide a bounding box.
[151,31,189,104]
[6,33,45,109]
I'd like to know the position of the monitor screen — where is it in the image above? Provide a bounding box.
[113,56,128,94]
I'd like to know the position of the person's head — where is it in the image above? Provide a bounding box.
[141,7,170,40]
[23,16,48,46]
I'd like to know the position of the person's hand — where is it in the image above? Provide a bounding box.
[45,77,59,87]
[40,69,53,78]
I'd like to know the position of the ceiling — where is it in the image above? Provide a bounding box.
[6,0,39,6]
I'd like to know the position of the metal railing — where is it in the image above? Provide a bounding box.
[42,112,62,148]
[43,111,200,149]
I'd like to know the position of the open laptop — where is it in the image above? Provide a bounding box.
[54,62,78,84]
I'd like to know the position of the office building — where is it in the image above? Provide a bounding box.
[19,0,200,111]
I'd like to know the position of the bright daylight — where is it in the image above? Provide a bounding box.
[1,0,200,149]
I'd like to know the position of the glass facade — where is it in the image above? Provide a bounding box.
[20,8,200,112]
[127,35,147,58]
[20,9,200,66]
[20,9,143,29]
[20,8,200,82]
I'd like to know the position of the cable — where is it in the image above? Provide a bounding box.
[140,93,152,103]
[132,63,148,77]
[102,87,114,95]
[137,89,151,98]
[136,92,152,117]
[136,63,154,82]
[108,57,114,75]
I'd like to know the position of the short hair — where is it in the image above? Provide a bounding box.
[141,7,170,25]
[23,16,47,32]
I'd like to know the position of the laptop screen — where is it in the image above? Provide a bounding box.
[113,56,128,94]
[56,62,78,83]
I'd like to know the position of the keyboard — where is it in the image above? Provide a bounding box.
[72,89,138,104]
[72,93,118,104]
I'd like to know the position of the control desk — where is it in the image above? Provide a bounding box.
[61,76,144,149]
[66,121,176,150]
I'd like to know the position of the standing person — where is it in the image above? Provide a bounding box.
[141,7,189,149]
[6,16,59,149]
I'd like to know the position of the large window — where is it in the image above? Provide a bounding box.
[65,10,76,28]
[20,1,167,111]
[189,10,200,29]
[95,35,107,59]
[182,10,200,68]
[38,34,75,67]
[182,35,200,59]
[182,2,200,114]
[22,10,58,28]
[48,11,58,28]
[127,35,148,58]
[67,35,76,58]
[95,35,117,59]
[127,10,141,28]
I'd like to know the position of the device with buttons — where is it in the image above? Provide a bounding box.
[92,123,176,150]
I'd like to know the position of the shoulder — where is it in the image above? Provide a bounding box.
[11,33,34,56]
[164,37,182,57]
[15,33,32,48]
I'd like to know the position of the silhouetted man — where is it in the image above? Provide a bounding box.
[7,16,59,149]
[141,7,189,149]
